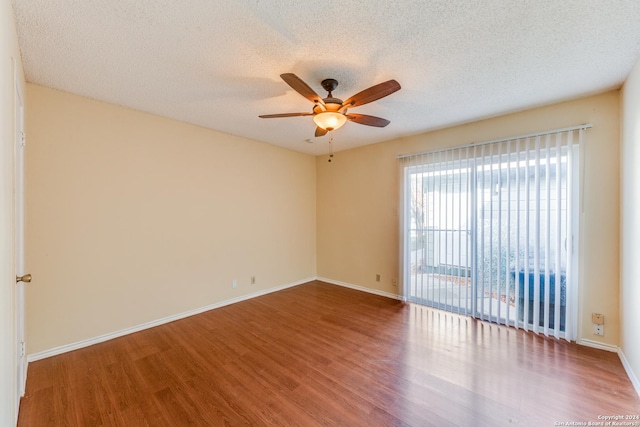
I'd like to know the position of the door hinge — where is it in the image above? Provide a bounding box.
[20,341,25,358]
[20,132,26,147]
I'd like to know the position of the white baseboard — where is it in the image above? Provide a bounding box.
[316,277,402,301]
[577,338,619,353]
[27,277,314,362]
[578,339,640,398]
[618,348,640,398]
[31,275,637,399]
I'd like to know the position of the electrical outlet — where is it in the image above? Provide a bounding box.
[376,274,381,282]
[593,324,604,336]
[232,279,237,289]
[250,276,255,284]
[592,313,604,325]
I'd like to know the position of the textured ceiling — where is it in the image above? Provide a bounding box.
[11,0,640,155]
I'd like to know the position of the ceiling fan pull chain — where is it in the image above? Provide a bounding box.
[328,133,334,162]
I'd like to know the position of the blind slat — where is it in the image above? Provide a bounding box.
[544,134,552,336]
[554,133,563,339]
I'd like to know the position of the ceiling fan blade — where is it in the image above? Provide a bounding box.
[346,113,390,127]
[280,73,326,106]
[259,112,314,118]
[342,80,401,108]
[315,127,328,137]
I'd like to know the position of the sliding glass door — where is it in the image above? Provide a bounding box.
[405,149,473,315]
[402,130,582,340]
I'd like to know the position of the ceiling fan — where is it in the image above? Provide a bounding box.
[259,73,401,137]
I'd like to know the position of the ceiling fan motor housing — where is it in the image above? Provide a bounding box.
[314,98,344,114]
[318,78,343,111]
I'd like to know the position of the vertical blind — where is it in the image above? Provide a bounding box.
[400,126,587,340]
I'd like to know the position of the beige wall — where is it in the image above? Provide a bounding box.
[1,0,25,423]
[317,91,621,345]
[25,84,316,355]
[620,59,640,389]
[19,58,633,393]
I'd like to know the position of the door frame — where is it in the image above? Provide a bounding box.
[14,59,27,401]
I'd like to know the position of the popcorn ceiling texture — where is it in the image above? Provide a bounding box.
[11,0,640,155]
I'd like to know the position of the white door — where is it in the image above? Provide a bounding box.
[14,65,28,401]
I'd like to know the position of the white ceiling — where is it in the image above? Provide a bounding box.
[11,0,640,156]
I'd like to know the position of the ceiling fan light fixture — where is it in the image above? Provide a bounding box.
[313,112,347,131]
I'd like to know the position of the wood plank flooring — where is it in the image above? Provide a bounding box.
[18,280,640,426]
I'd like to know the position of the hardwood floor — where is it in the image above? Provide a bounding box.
[18,281,640,426]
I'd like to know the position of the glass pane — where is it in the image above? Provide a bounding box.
[475,146,568,330]
[407,158,473,314]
